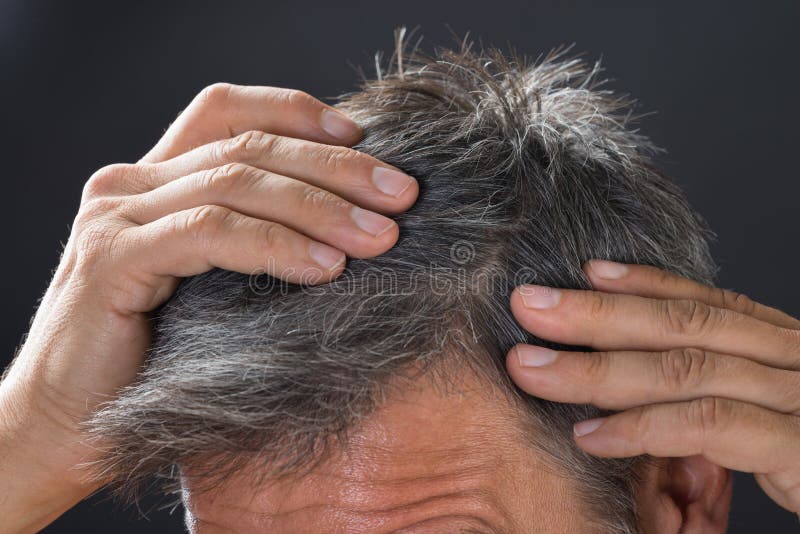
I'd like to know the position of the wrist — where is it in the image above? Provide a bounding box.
[0,370,103,532]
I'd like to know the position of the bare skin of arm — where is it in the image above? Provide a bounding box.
[0,83,418,533]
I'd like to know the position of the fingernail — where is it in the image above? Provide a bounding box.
[588,259,628,280]
[321,109,360,140]
[574,418,605,437]
[309,241,345,270]
[350,207,396,237]
[372,167,414,197]
[519,285,561,309]
[516,345,558,367]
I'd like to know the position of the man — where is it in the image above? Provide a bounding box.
[2,40,800,533]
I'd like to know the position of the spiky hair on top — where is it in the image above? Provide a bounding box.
[86,33,715,534]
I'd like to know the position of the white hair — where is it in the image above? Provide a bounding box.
[88,38,716,534]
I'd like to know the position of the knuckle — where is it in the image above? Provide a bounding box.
[253,131,281,158]
[659,348,712,390]
[203,163,253,192]
[221,130,270,161]
[197,82,234,110]
[586,292,612,322]
[655,267,673,287]
[688,397,729,440]
[258,220,283,252]
[584,351,611,383]
[300,186,349,213]
[717,287,757,316]
[82,164,135,201]
[318,145,360,175]
[280,88,316,109]
[581,352,612,405]
[181,205,233,244]
[630,405,654,442]
[664,299,718,337]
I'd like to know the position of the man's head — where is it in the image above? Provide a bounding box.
[89,41,727,532]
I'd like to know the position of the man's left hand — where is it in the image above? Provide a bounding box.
[506,259,800,514]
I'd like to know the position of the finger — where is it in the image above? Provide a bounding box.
[510,285,800,370]
[506,344,800,415]
[125,164,399,259]
[584,260,800,329]
[571,397,800,477]
[135,132,418,214]
[120,205,346,285]
[141,84,362,163]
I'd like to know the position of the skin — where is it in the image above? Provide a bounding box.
[181,367,591,533]
[0,84,418,532]
[0,82,795,532]
[506,260,800,523]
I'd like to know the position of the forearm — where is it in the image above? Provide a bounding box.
[0,358,102,533]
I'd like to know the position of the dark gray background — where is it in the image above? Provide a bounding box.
[2,1,798,532]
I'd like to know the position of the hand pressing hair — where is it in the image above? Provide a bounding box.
[507,260,800,518]
[0,83,417,532]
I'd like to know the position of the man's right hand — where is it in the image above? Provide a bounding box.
[0,84,418,533]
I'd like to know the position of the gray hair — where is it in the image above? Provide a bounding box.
[88,38,716,533]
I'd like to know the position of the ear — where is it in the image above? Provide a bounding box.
[636,455,732,533]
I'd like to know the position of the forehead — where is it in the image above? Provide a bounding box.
[182,368,588,533]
